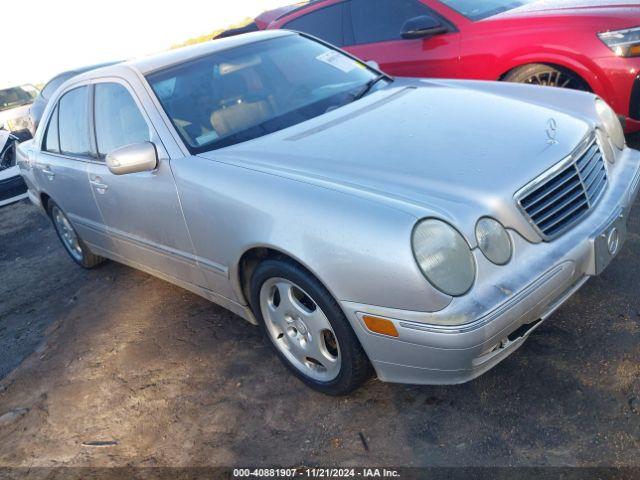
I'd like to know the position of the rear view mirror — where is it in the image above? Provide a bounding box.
[106,142,158,175]
[401,15,448,39]
[366,60,381,71]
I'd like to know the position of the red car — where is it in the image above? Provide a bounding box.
[225,0,640,133]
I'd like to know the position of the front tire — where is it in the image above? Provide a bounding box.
[48,201,104,269]
[503,64,590,91]
[249,259,372,395]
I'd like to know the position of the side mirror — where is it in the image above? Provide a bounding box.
[0,121,5,131]
[366,60,380,71]
[401,15,448,39]
[106,142,158,175]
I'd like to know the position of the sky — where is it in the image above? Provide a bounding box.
[3,0,290,87]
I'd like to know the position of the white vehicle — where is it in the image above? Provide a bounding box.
[0,127,27,207]
[0,84,37,207]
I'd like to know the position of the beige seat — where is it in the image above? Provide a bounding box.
[210,100,272,137]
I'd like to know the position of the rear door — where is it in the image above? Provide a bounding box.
[33,85,107,249]
[343,0,461,78]
[86,78,205,287]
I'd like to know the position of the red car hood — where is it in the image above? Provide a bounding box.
[493,0,640,18]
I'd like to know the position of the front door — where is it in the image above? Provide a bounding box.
[86,79,204,287]
[343,0,461,79]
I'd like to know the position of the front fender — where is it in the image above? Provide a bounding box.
[172,155,453,313]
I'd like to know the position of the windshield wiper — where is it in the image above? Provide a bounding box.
[351,74,390,102]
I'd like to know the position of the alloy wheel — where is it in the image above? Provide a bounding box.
[522,69,587,90]
[52,206,83,262]
[260,277,341,382]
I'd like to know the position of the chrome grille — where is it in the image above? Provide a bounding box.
[516,135,607,240]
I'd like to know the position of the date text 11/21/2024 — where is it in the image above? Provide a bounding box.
[232,468,401,478]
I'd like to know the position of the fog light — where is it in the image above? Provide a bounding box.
[362,315,399,337]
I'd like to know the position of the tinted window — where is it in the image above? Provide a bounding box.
[349,0,431,44]
[58,87,91,157]
[147,35,383,154]
[43,105,60,153]
[94,83,150,157]
[284,3,345,47]
[41,73,73,100]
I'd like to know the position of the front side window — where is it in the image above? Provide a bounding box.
[147,34,386,154]
[438,0,536,20]
[43,105,60,154]
[349,0,432,44]
[58,86,91,157]
[94,83,150,157]
[283,3,345,47]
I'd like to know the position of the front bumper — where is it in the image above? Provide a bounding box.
[0,166,27,207]
[341,146,640,385]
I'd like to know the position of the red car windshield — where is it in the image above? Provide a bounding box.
[439,0,537,20]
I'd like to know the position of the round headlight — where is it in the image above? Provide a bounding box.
[412,219,476,296]
[595,98,625,151]
[475,217,512,265]
[596,128,615,164]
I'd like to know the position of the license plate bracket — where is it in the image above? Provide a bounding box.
[591,209,628,276]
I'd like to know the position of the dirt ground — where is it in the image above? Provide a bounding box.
[0,136,639,469]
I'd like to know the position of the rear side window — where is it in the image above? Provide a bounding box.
[284,3,345,47]
[94,83,150,157]
[43,105,60,153]
[349,0,431,44]
[58,86,91,157]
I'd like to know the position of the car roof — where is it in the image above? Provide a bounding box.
[127,30,294,76]
[63,61,122,76]
[55,31,296,93]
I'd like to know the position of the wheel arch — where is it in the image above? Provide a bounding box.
[40,191,52,213]
[498,60,594,92]
[234,245,338,314]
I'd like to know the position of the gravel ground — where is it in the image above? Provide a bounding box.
[0,135,638,469]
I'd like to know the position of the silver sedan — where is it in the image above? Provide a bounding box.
[18,31,640,394]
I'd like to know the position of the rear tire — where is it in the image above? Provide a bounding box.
[503,64,590,91]
[249,259,372,395]
[48,201,104,269]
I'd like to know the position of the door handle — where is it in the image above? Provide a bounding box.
[42,166,55,179]
[90,178,109,192]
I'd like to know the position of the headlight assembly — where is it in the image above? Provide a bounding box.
[598,27,640,57]
[412,219,475,297]
[595,98,625,151]
[475,217,512,265]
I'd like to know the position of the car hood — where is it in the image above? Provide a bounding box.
[493,0,640,19]
[198,78,597,242]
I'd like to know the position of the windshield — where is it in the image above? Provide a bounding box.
[147,35,387,153]
[0,85,38,112]
[439,0,537,20]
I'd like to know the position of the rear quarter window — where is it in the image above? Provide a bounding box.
[284,3,345,47]
[43,105,60,154]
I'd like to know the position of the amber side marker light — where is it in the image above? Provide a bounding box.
[362,315,399,337]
